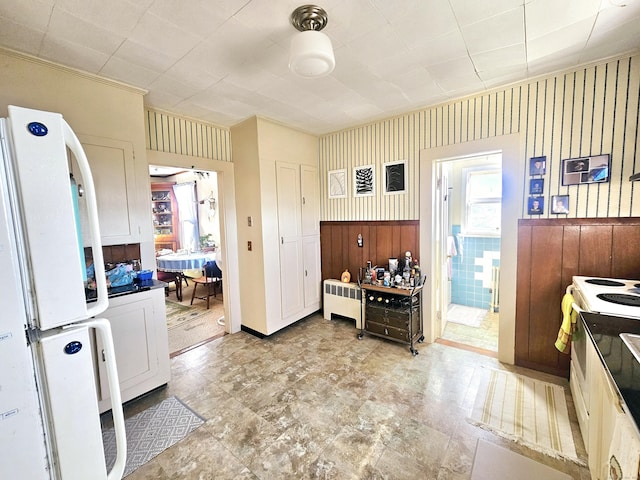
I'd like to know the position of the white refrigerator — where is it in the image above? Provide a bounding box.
[0,106,127,479]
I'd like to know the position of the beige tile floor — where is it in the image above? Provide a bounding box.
[113,313,590,479]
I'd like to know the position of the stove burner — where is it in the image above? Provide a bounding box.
[585,279,626,287]
[596,293,640,307]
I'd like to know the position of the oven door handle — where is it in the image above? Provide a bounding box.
[566,284,583,312]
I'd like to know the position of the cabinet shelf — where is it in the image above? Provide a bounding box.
[151,183,179,252]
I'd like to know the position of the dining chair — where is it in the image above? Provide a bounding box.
[156,270,183,301]
[190,261,222,309]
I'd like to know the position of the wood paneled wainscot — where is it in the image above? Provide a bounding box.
[320,221,419,282]
[516,218,640,377]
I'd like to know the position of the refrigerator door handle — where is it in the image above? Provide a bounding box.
[87,318,127,480]
[62,120,109,318]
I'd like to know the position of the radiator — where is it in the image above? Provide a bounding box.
[323,279,363,329]
[490,266,500,313]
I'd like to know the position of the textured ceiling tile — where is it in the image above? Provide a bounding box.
[0,17,45,55]
[99,55,160,87]
[48,7,124,55]
[450,0,524,26]
[39,35,109,73]
[462,7,524,55]
[0,0,53,31]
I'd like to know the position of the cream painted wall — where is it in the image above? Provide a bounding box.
[228,117,267,333]
[0,48,156,274]
[230,116,319,334]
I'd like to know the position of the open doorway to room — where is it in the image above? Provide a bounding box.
[436,154,501,355]
[150,165,225,357]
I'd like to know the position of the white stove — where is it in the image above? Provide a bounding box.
[572,276,640,319]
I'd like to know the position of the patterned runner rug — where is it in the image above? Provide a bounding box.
[469,368,583,465]
[103,396,205,477]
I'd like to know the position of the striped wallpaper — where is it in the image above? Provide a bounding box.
[145,108,232,162]
[143,54,640,222]
[319,53,640,221]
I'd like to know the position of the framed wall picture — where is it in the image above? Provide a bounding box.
[528,196,544,215]
[384,160,406,194]
[354,164,375,197]
[327,169,347,198]
[561,154,610,185]
[529,178,544,195]
[529,156,546,176]
[551,194,569,214]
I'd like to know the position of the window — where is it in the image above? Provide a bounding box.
[463,168,501,235]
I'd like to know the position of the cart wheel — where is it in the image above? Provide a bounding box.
[418,335,425,343]
[357,333,363,340]
[410,347,419,356]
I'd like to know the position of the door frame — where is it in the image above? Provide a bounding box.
[147,150,242,335]
[419,133,523,365]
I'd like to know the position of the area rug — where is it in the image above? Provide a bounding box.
[165,300,225,355]
[468,368,582,465]
[447,304,486,327]
[103,396,205,477]
[471,439,572,480]
[165,300,209,329]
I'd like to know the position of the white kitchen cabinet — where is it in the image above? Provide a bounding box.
[301,164,320,236]
[95,288,170,413]
[75,135,139,246]
[586,336,626,480]
[276,162,321,324]
[303,234,321,308]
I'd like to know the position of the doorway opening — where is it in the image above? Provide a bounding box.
[150,165,225,357]
[435,153,501,356]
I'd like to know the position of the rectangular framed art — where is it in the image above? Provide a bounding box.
[561,154,610,185]
[551,195,569,214]
[328,169,347,199]
[354,164,375,197]
[529,178,544,195]
[384,160,407,195]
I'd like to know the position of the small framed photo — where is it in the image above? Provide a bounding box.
[384,160,406,195]
[530,156,546,176]
[354,164,375,197]
[328,169,347,199]
[530,178,544,195]
[561,154,610,185]
[528,196,544,215]
[551,195,570,214]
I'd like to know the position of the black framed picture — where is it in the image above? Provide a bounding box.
[528,196,544,215]
[561,154,610,185]
[529,156,546,176]
[384,160,406,194]
[530,178,544,195]
[551,195,569,214]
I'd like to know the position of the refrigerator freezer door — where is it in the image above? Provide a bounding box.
[0,144,51,478]
[5,106,108,329]
[38,327,109,480]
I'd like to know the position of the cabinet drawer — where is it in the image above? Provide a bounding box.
[365,320,410,342]
[384,310,411,329]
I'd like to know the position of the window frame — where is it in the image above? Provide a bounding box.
[462,166,502,237]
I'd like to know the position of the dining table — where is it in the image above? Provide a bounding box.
[156,252,218,273]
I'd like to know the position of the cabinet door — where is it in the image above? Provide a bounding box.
[76,136,137,245]
[280,237,305,319]
[303,235,321,308]
[276,162,302,239]
[300,165,320,236]
[95,296,158,403]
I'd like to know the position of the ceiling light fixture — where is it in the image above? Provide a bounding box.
[288,5,335,78]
